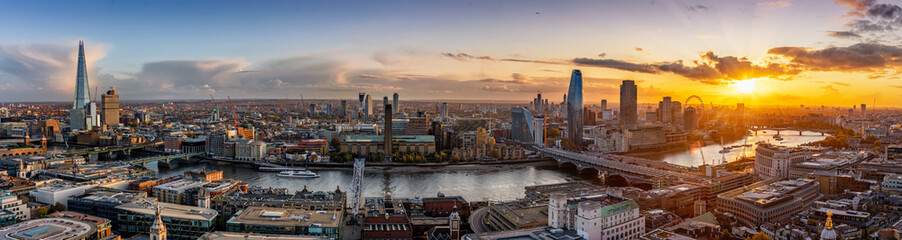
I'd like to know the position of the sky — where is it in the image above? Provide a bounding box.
[1,0,901,107]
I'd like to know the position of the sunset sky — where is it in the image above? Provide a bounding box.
[1,0,901,107]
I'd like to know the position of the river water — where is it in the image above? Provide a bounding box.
[148,130,826,201]
[645,130,828,167]
[151,162,592,202]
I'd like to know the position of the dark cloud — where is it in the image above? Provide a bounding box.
[827,31,862,38]
[572,58,659,73]
[635,47,644,52]
[441,52,495,61]
[767,43,902,71]
[833,0,902,38]
[573,51,801,84]
[685,4,710,11]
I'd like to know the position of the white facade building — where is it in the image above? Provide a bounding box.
[548,194,644,240]
[0,190,29,220]
[29,183,96,207]
[883,174,902,192]
[755,143,809,179]
[235,140,266,161]
[533,117,545,145]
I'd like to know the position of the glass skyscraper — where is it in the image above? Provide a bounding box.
[567,70,583,147]
[620,80,638,128]
[511,107,534,143]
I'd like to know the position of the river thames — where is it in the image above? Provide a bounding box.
[150,130,826,201]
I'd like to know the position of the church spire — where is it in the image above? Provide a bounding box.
[150,203,167,240]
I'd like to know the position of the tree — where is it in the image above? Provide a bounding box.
[489,148,501,159]
[546,127,561,138]
[34,207,48,218]
[330,137,341,149]
[746,232,770,240]
[50,202,66,213]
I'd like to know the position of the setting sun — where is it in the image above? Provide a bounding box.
[732,79,757,94]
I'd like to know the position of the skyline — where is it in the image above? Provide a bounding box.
[1,0,902,106]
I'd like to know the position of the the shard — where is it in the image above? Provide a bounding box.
[74,41,90,109]
[567,70,583,148]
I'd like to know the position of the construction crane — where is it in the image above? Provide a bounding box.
[227,96,239,128]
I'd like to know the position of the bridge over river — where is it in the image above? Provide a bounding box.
[537,147,706,187]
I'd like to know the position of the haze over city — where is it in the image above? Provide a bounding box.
[5,1,902,240]
[2,0,901,106]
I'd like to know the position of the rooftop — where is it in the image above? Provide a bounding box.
[199,231,328,240]
[154,179,208,192]
[227,207,340,228]
[736,179,815,206]
[116,200,218,221]
[344,135,435,143]
[0,218,96,240]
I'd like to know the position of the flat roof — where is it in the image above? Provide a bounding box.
[227,206,340,228]
[116,200,218,221]
[154,179,208,192]
[0,218,96,240]
[344,135,435,143]
[199,231,328,240]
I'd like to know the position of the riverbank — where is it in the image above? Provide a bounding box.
[202,157,557,172]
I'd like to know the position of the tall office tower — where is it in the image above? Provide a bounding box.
[74,41,90,110]
[384,104,393,161]
[511,107,534,143]
[364,95,372,117]
[101,87,120,127]
[340,100,347,118]
[620,80,638,128]
[601,99,607,110]
[567,70,583,147]
[536,92,543,114]
[358,92,366,115]
[309,104,316,114]
[684,107,698,131]
[383,96,389,109]
[661,96,672,123]
[393,93,399,114]
[88,102,99,128]
[441,102,448,121]
[861,104,867,114]
[671,101,682,127]
[533,117,545,146]
[70,41,92,130]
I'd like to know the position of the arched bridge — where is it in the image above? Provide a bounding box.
[537,147,704,185]
[127,152,205,167]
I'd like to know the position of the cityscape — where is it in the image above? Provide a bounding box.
[2,1,902,240]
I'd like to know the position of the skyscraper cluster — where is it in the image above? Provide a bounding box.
[69,41,121,131]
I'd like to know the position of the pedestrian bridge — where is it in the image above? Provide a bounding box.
[127,152,205,167]
[537,147,703,186]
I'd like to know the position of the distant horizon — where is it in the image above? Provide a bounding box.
[2,0,902,106]
[1,98,893,110]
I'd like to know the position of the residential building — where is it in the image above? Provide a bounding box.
[235,139,266,161]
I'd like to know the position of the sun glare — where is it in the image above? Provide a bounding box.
[732,79,756,93]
